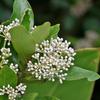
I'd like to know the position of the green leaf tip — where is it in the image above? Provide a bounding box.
[11,0,34,31]
[67,66,100,81]
[22,8,34,31]
[49,24,60,39]
[30,22,51,43]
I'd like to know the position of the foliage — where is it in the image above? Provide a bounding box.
[0,0,100,100]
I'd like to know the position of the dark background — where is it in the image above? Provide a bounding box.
[0,0,100,99]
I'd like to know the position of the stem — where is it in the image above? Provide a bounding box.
[0,61,3,68]
[3,40,7,47]
[0,34,5,38]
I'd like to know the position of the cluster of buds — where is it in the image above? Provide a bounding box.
[0,83,27,100]
[27,37,76,84]
[0,47,12,66]
[0,47,19,74]
[0,25,4,33]
[0,18,20,45]
[10,63,19,74]
[0,19,19,72]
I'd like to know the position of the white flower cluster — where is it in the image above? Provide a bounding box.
[0,18,20,72]
[0,83,27,100]
[0,18,20,44]
[27,37,76,84]
[0,47,12,66]
[0,47,19,74]
[10,63,19,74]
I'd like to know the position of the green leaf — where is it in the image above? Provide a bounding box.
[22,93,60,100]
[48,24,60,39]
[11,0,34,30]
[25,48,100,100]
[67,66,100,81]
[0,65,17,87]
[22,93,38,100]
[31,22,50,43]
[21,8,33,31]
[9,25,36,58]
[36,96,60,100]
[10,22,51,58]
[0,96,7,100]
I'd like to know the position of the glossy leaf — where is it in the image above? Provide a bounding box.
[0,65,17,87]
[25,48,100,100]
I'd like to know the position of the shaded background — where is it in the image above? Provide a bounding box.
[0,0,100,99]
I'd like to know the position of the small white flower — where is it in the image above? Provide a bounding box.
[0,88,5,95]
[31,26,37,31]
[0,83,27,100]
[30,26,37,34]
[27,37,76,84]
